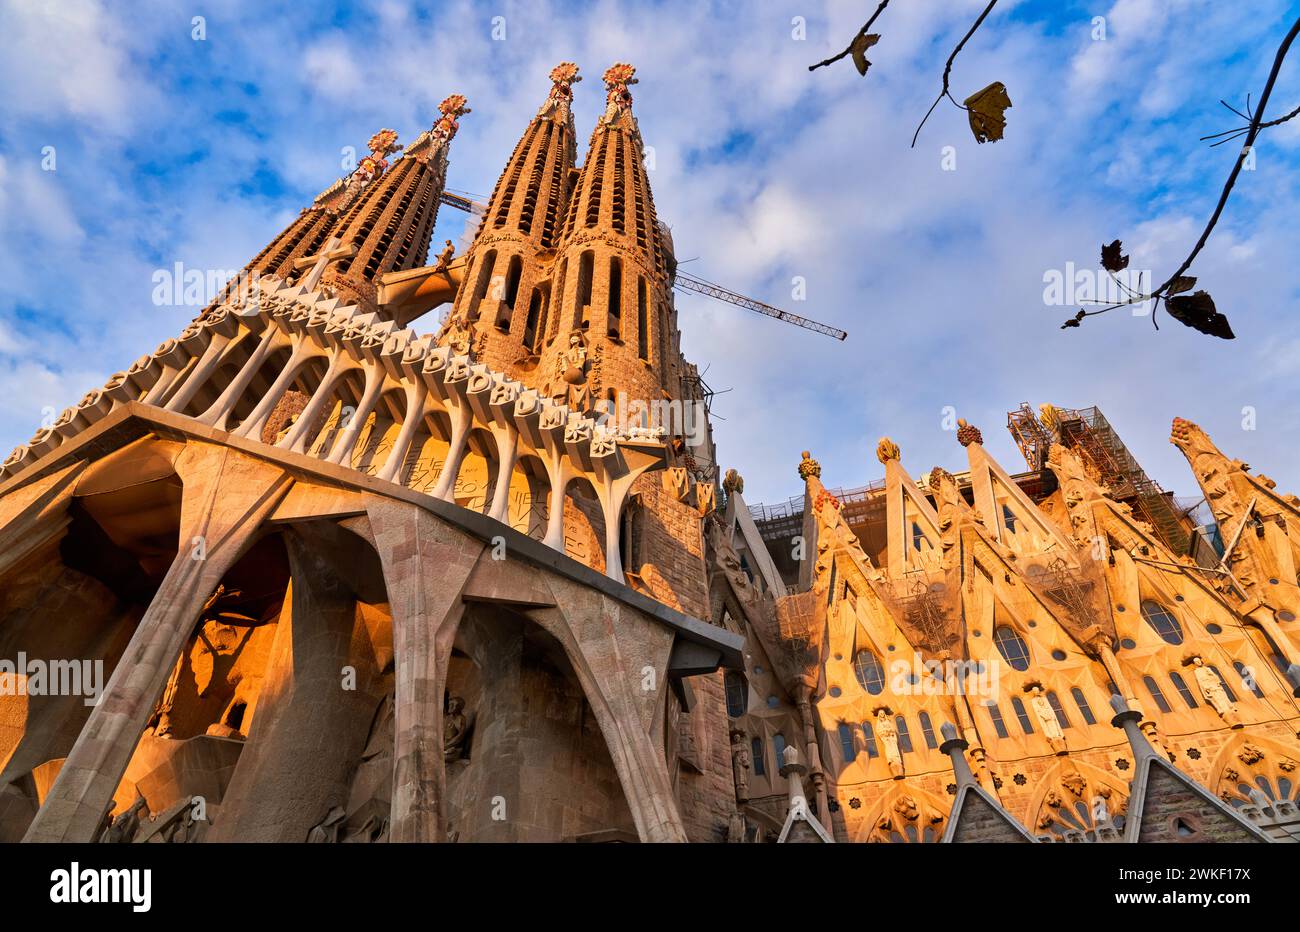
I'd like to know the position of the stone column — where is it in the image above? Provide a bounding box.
[198,327,286,430]
[206,529,383,842]
[528,586,687,843]
[326,364,386,465]
[364,498,483,842]
[431,399,472,502]
[21,444,291,842]
[377,382,428,484]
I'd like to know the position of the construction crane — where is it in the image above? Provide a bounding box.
[436,193,847,341]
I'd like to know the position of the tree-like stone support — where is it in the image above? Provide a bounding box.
[326,364,386,465]
[21,445,291,842]
[431,398,472,501]
[377,382,428,483]
[365,498,482,842]
[233,339,319,441]
[199,326,286,429]
[281,351,351,454]
[527,589,687,842]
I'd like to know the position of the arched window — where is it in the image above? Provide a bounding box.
[724,671,746,718]
[1233,660,1265,698]
[468,249,497,320]
[911,522,924,552]
[1046,691,1071,728]
[853,649,885,695]
[1143,675,1172,713]
[985,701,1010,739]
[751,736,765,776]
[1169,672,1198,708]
[772,733,787,771]
[500,255,523,325]
[522,288,543,350]
[606,256,623,338]
[838,722,857,763]
[1207,665,1238,703]
[1010,697,1035,734]
[918,711,938,748]
[1140,600,1184,644]
[993,625,1031,671]
[1002,504,1018,533]
[1070,687,1097,725]
[895,716,914,753]
[575,250,594,328]
[637,276,649,361]
[860,721,880,758]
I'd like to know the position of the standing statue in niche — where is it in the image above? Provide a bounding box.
[1027,683,1067,755]
[550,331,590,411]
[1190,656,1242,727]
[729,729,751,803]
[875,708,904,778]
[444,695,473,763]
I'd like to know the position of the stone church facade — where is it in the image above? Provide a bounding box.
[0,63,1296,844]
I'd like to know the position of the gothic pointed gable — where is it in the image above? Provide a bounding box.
[942,783,1037,843]
[958,419,1075,557]
[878,439,942,577]
[1124,755,1271,843]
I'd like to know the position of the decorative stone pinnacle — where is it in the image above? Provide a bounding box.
[1169,416,1199,448]
[956,418,983,447]
[927,466,954,492]
[598,62,638,129]
[722,467,744,496]
[432,94,472,145]
[798,450,821,481]
[876,437,900,464]
[538,63,581,120]
[367,129,403,159]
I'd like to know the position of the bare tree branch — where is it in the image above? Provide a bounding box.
[809,0,892,72]
[1065,14,1300,335]
[912,0,1000,148]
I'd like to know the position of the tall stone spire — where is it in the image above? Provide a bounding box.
[438,64,581,372]
[536,62,679,417]
[315,95,471,315]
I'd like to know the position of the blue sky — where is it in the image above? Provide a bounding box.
[2,0,1299,508]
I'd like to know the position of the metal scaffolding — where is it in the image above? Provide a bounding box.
[1007,403,1192,556]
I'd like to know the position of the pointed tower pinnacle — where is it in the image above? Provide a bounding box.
[314,94,470,315]
[439,64,581,372]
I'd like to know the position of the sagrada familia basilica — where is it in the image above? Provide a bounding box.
[1,62,1298,844]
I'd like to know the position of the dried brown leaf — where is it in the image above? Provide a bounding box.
[1165,290,1234,339]
[850,32,881,76]
[1100,240,1129,273]
[1166,275,1197,295]
[964,81,1011,143]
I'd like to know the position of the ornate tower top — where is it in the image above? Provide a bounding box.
[597,62,639,132]
[538,62,582,121]
[956,418,983,447]
[798,451,821,481]
[876,437,900,464]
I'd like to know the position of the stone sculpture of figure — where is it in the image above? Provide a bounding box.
[726,811,747,844]
[444,696,471,762]
[1091,791,1110,825]
[433,239,455,273]
[550,332,590,410]
[875,709,904,778]
[1028,685,1067,755]
[104,795,148,844]
[307,805,347,843]
[730,729,751,803]
[444,314,474,358]
[1191,656,1241,727]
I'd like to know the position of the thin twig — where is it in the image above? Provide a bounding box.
[809,0,892,72]
[912,0,1000,147]
[1068,14,1300,329]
